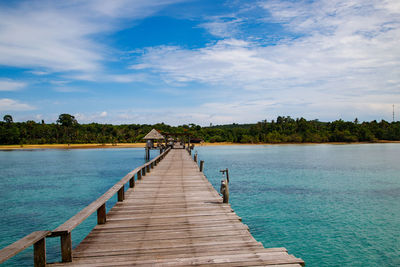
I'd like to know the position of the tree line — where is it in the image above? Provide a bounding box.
[1,114,399,145]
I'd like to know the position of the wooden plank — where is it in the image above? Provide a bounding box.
[0,231,50,264]
[73,243,268,259]
[51,252,302,266]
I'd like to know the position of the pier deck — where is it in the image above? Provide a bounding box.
[51,149,304,266]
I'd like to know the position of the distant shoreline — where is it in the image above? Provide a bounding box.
[0,143,147,150]
[197,140,400,146]
[1,140,400,150]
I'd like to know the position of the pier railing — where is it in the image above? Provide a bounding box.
[0,147,171,266]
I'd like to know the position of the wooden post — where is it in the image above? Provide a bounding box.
[200,160,204,172]
[60,233,72,262]
[146,165,150,173]
[129,176,135,188]
[33,238,46,267]
[118,187,124,202]
[220,180,229,203]
[142,167,146,176]
[137,171,142,180]
[194,153,197,163]
[220,168,230,203]
[97,203,106,224]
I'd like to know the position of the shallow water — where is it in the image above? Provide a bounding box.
[0,148,157,266]
[196,144,400,267]
[1,144,399,266]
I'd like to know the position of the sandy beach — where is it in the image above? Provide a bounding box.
[0,143,147,150]
[1,140,399,150]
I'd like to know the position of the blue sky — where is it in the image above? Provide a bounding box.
[0,0,399,125]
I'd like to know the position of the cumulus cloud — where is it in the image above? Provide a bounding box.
[129,0,400,122]
[0,98,35,111]
[0,0,185,74]
[0,79,26,91]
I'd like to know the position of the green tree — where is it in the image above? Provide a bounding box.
[57,114,78,127]
[3,114,13,123]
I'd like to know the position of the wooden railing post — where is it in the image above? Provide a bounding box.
[220,180,229,203]
[220,168,230,203]
[194,153,197,163]
[60,233,72,262]
[118,187,124,202]
[33,238,46,267]
[146,164,150,173]
[200,160,204,172]
[142,167,146,176]
[129,176,135,188]
[97,203,106,224]
[137,171,142,180]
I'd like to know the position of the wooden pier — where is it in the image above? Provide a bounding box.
[1,148,304,266]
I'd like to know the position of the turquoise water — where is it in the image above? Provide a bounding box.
[1,145,399,266]
[196,144,400,267]
[0,148,157,266]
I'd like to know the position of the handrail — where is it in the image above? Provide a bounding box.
[0,231,50,266]
[53,147,170,235]
[52,146,171,262]
[51,166,142,235]
[0,147,171,265]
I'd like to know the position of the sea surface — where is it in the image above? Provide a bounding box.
[1,144,400,266]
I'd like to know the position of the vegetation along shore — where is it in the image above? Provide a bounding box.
[1,113,399,146]
[1,141,400,151]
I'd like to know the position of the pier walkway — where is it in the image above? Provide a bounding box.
[51,149,304,266]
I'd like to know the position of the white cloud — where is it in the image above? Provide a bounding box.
[27,70,50,76]
[129,0,400,121]
[0,79,26,91]
[0,0,186,75]
[0,98,35,111]
[199,16,243,38]
[100,111,108,117]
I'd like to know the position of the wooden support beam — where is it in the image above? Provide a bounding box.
[60,232,72,262]
[97,203,106,225]
[221,180,229,204]
[129,176,135,188]
[137,171,142,180]
[33,236,46,267]
[117,187,124,202]
[200,160,204,172]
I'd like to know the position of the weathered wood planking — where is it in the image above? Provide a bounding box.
[51,149,304,266]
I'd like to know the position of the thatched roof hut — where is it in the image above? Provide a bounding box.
[143,129,165,140]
